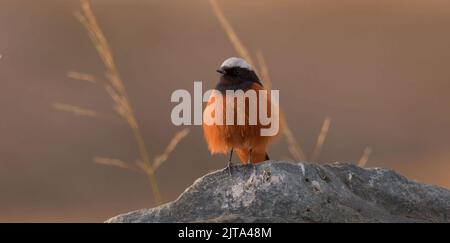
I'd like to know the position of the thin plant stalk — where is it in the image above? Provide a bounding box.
[209,0,306,160]
[77,0,162,204]
[358,147,372,167]
[310,117,331,161]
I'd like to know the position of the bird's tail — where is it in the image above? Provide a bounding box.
[265,153,270,161]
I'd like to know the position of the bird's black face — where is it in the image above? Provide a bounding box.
[216,67,262,93]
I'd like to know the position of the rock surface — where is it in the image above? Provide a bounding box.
[106,161,450,223]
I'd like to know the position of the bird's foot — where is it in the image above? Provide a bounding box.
[247,161,256,174]
[226,160,233,177]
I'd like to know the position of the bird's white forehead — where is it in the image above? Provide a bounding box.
[220,57,253,70]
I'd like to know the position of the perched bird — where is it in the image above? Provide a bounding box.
[203,57,279,173]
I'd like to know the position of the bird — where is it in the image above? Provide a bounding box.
[203,57,280,174]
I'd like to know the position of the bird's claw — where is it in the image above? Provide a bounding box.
[227,161,233,177]
[247,161,256,173]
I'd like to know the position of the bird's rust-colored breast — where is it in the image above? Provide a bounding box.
[202,83,278,163]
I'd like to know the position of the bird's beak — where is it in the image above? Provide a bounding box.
[216,69,226,75]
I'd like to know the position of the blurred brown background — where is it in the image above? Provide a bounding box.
[0,0,449,222]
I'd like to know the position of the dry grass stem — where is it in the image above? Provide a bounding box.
[67,71,99,83]
[76,0,164,204]
[209,0,306,161]
[283,123,307,161]
[310,117,332,161]
[255,51,306,160]
[152,128,191,172]
[208,0,254,67]
[93,157,141,172]
[255,51,272,91]
[53,102,101,118]
[358,146,372,167]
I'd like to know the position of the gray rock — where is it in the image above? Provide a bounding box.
[106,161,450,223]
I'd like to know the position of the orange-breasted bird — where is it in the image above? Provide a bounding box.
[203,57,280,173]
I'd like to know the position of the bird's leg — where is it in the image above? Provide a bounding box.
[247,148,256,172]
[227,148,233,176]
